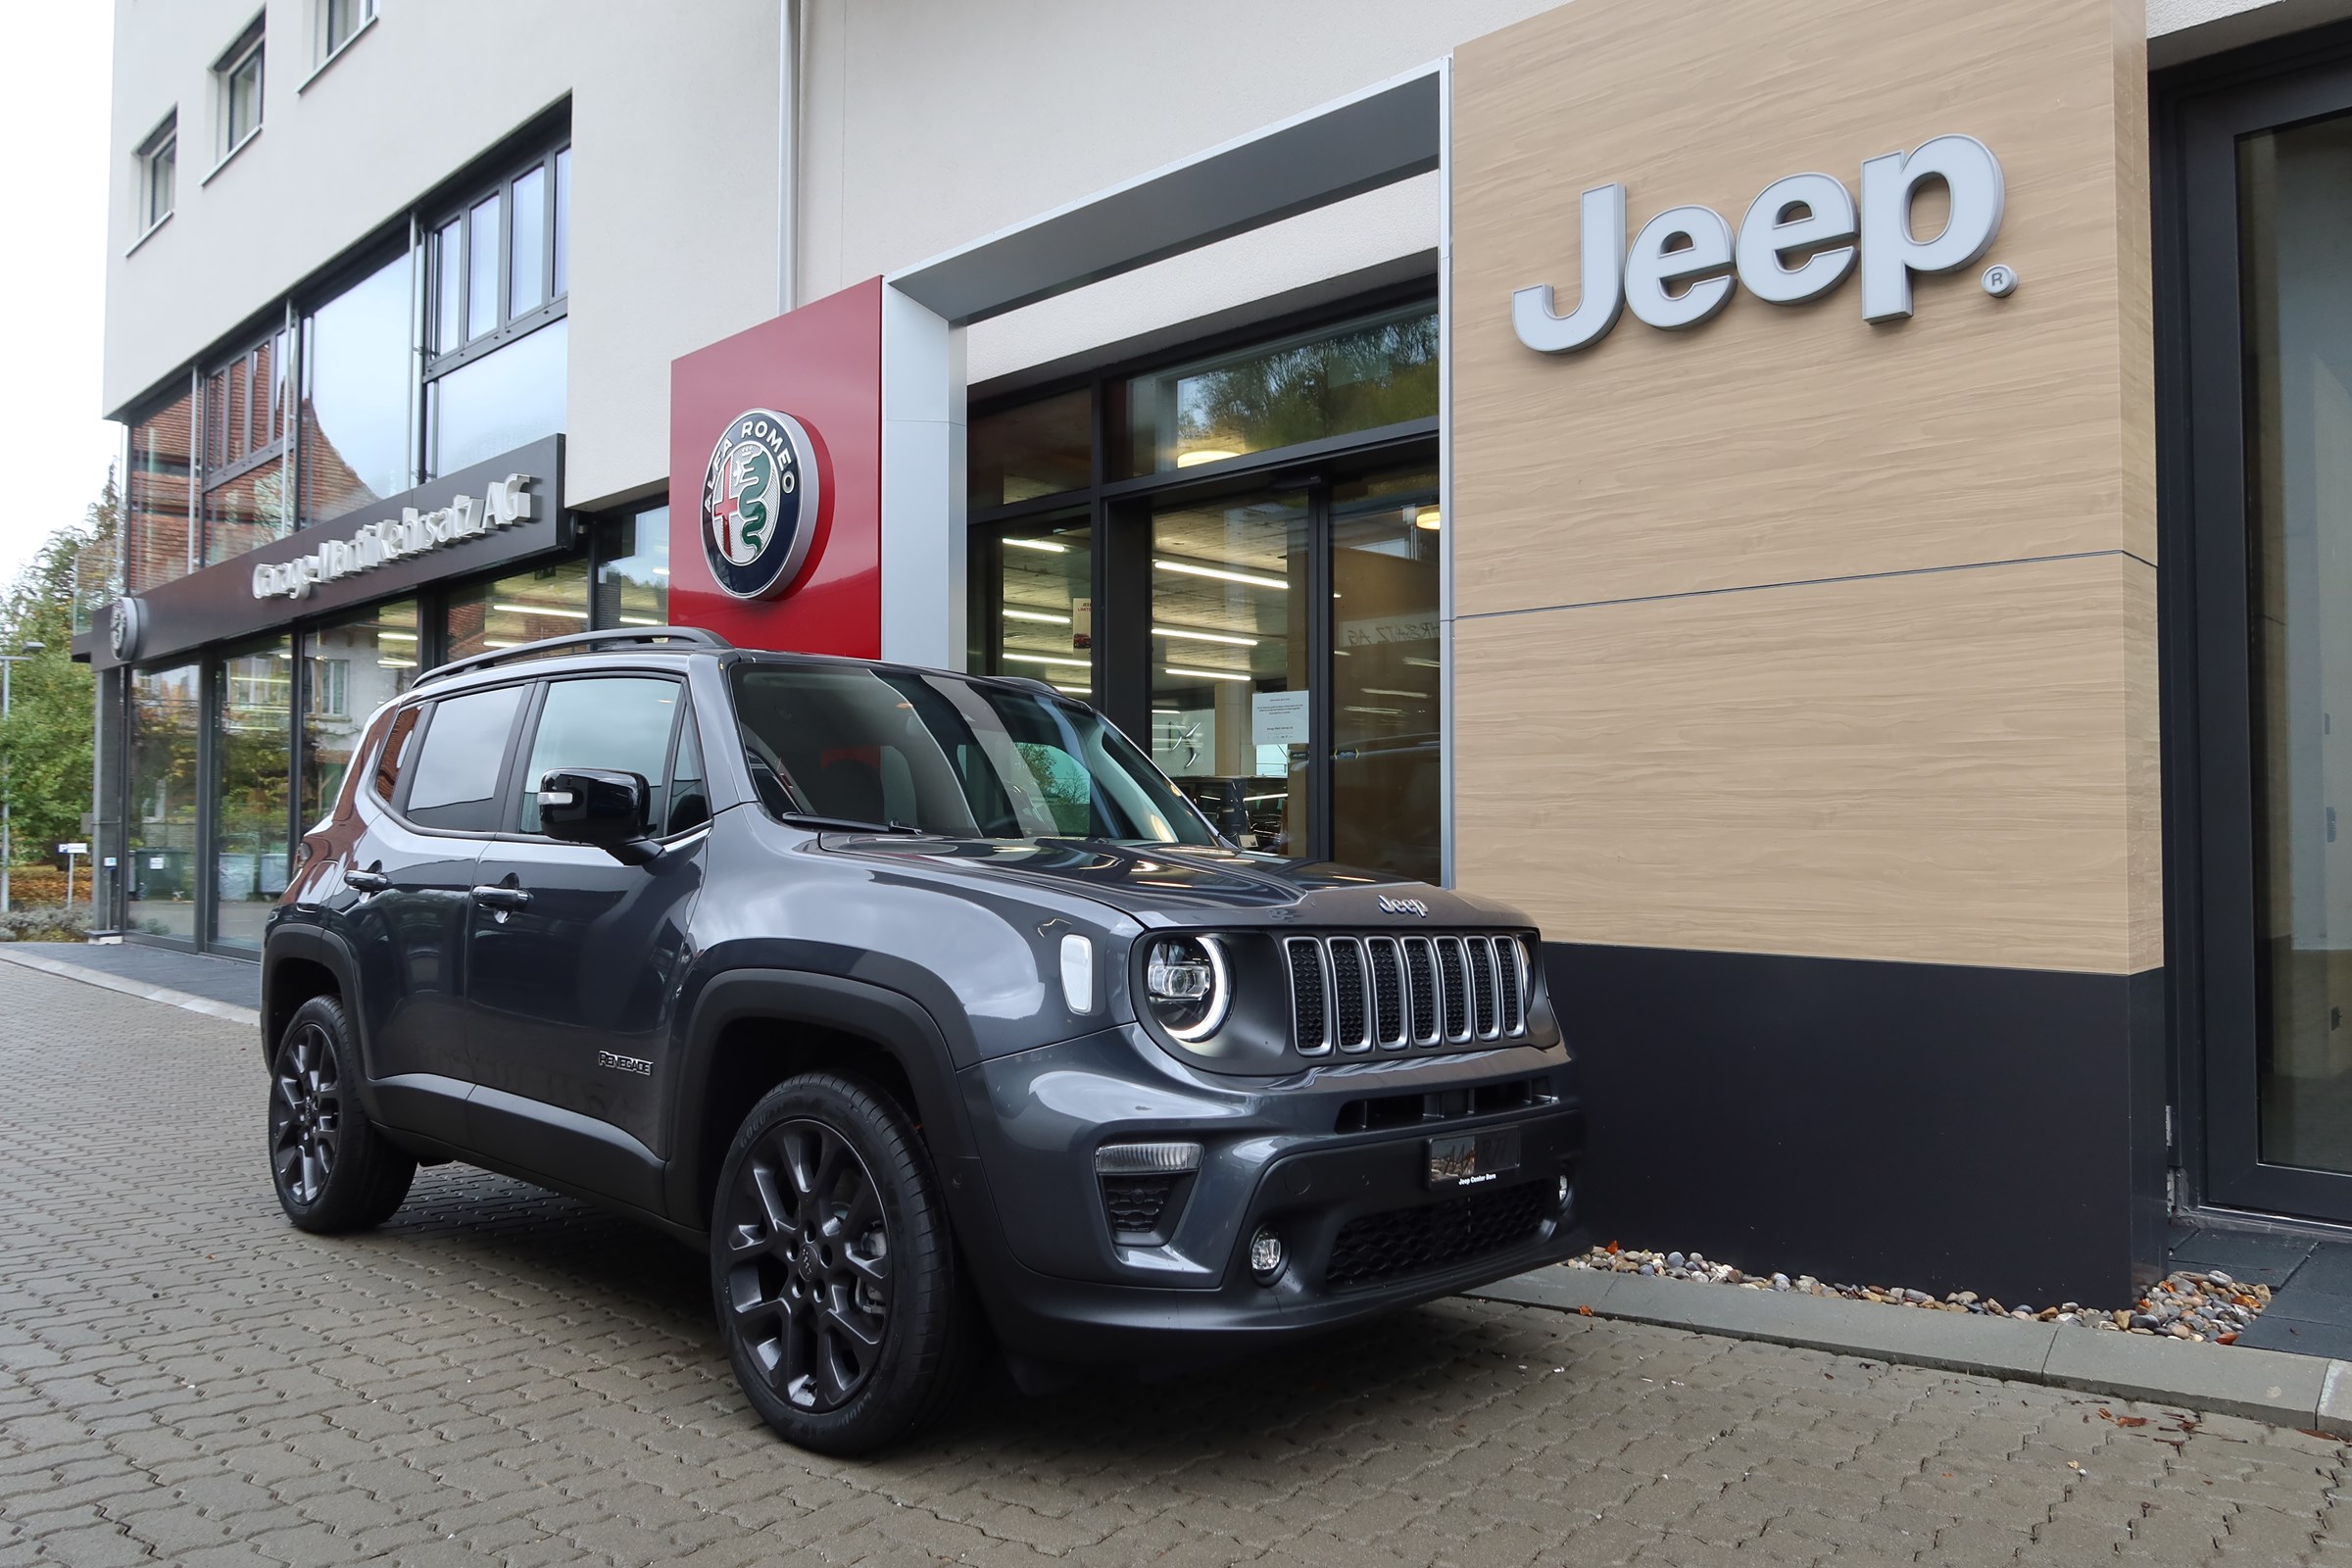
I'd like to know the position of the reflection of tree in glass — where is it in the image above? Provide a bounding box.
[217,661,292,899]
[1177,315,1438,458]
[1012,743,1092,835]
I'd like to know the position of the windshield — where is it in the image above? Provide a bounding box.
[729,662,1220,845]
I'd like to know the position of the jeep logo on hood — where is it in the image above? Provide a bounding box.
[1377,895,1431,917]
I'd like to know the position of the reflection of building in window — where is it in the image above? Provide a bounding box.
[312,658,349,718]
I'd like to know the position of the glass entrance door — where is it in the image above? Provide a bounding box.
[2179,64,2352,1221]
[2245,114,2352,1180]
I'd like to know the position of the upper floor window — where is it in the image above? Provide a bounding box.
[429,144,568,356]
[135,115,176,236]
[300,250,411,525]
[215,20,265,161]
[202,320,295,565]
[425,142,570,477]
[319,0,375,62]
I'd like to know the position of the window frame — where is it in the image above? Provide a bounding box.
[422,142,569,381]
[133,114,176,243]
[212,19,266,169]
[308,0,378,81]
[195,308,299,567]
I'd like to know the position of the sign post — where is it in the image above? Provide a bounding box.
[57,843,86,907]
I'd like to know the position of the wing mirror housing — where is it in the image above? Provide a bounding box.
[538,768,656,861]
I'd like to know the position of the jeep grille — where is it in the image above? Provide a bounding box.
[1283,933,1532,1055]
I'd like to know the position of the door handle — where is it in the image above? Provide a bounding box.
[345,867,390,893]
[471,885,532,911]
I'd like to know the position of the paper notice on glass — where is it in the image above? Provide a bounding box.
[1071,597,1092,650]
[1252,689,1310,748]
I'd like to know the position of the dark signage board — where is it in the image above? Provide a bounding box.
[91,437,569,670]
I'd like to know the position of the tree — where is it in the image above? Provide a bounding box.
[0,477,116,868]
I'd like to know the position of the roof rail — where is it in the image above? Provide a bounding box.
[416,626,733,686]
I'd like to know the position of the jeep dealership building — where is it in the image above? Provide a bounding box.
[86,0,2352,1299]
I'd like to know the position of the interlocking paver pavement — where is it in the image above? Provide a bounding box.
[1,961,2349,1567]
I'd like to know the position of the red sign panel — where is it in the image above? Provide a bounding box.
[667,277,882,656]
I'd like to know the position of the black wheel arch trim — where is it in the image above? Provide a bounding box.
[665,968,988,1237]
[261,923,382,1090]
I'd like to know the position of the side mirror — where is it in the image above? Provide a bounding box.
[538,767,652,858]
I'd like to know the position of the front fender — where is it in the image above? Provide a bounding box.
[662,968,996,1244]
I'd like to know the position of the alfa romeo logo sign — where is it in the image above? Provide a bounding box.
[702,409,821,601]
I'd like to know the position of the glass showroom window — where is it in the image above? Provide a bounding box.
[126,663,201,942]
[202,322,295,564]
[425,143,570,478]
[301,599,419,824]
[595,506,670,627]
[444,559,591,663]
[1113,304,1438,476]
[980,515,1093,685]
[966,294,1443,872]
[300,251,410,524]
[1330,467,1442,883]
[125,383,196,593]
[968,388,1091,511]
[1151,491,1312,856]
[215,23,264,160]
[135,115,175,234]
[213,638,293,952]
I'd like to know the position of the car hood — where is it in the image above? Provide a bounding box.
[810,834,1531,929]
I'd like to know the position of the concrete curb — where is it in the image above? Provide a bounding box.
[0,946,262,1032]
[1470,1267,2352,1436]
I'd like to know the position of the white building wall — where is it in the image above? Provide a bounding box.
[104,0,780,512]
[794,0,1558,383]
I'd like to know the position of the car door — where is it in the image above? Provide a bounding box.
[462,672,709,1209]
[344,682,528,1143]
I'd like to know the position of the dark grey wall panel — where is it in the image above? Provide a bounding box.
[1545,942,2166,1306]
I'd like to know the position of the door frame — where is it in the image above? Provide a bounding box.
[2164,40,2352,1220]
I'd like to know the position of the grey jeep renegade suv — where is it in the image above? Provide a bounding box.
[262,627,1584,1452]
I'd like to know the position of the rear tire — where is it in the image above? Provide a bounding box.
[268,995,416,1233]
[710,1072,973,1454]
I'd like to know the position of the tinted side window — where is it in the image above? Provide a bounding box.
[370,705,421,805]
[405,685,525,831]
[516,676,681,833]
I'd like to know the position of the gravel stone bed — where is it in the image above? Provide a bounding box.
[1562,1245,2272,1345]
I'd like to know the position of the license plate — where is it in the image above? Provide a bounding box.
[1426,1127,1522,1189]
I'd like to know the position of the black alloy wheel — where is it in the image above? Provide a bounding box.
[266,995,416,1233]
[725,1118,893,1411]
[710,1073,975,1453]
[270,1017,343,1205]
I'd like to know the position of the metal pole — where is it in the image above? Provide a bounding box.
[5,656,16,915]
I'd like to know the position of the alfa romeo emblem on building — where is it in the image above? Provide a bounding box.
[702,408,821,601]
[108,597,144,662]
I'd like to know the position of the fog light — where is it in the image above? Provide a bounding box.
[1557,1174,1573,1211]
[1249,1225,1285,1283]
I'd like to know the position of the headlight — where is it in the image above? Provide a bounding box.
[1143,934,1231,1042]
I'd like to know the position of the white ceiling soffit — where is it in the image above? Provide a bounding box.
[887,66,1442,328]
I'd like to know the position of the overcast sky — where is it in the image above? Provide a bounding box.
[0,5,121,591]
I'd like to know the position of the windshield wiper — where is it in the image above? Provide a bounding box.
[778,812,925,837]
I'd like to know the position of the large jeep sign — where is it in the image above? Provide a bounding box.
[1513,134,2009,354]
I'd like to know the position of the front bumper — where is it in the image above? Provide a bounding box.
[952,1024,1585,1366]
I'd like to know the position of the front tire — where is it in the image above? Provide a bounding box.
[710,1072,971,1454]
[268,996,416,1233]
